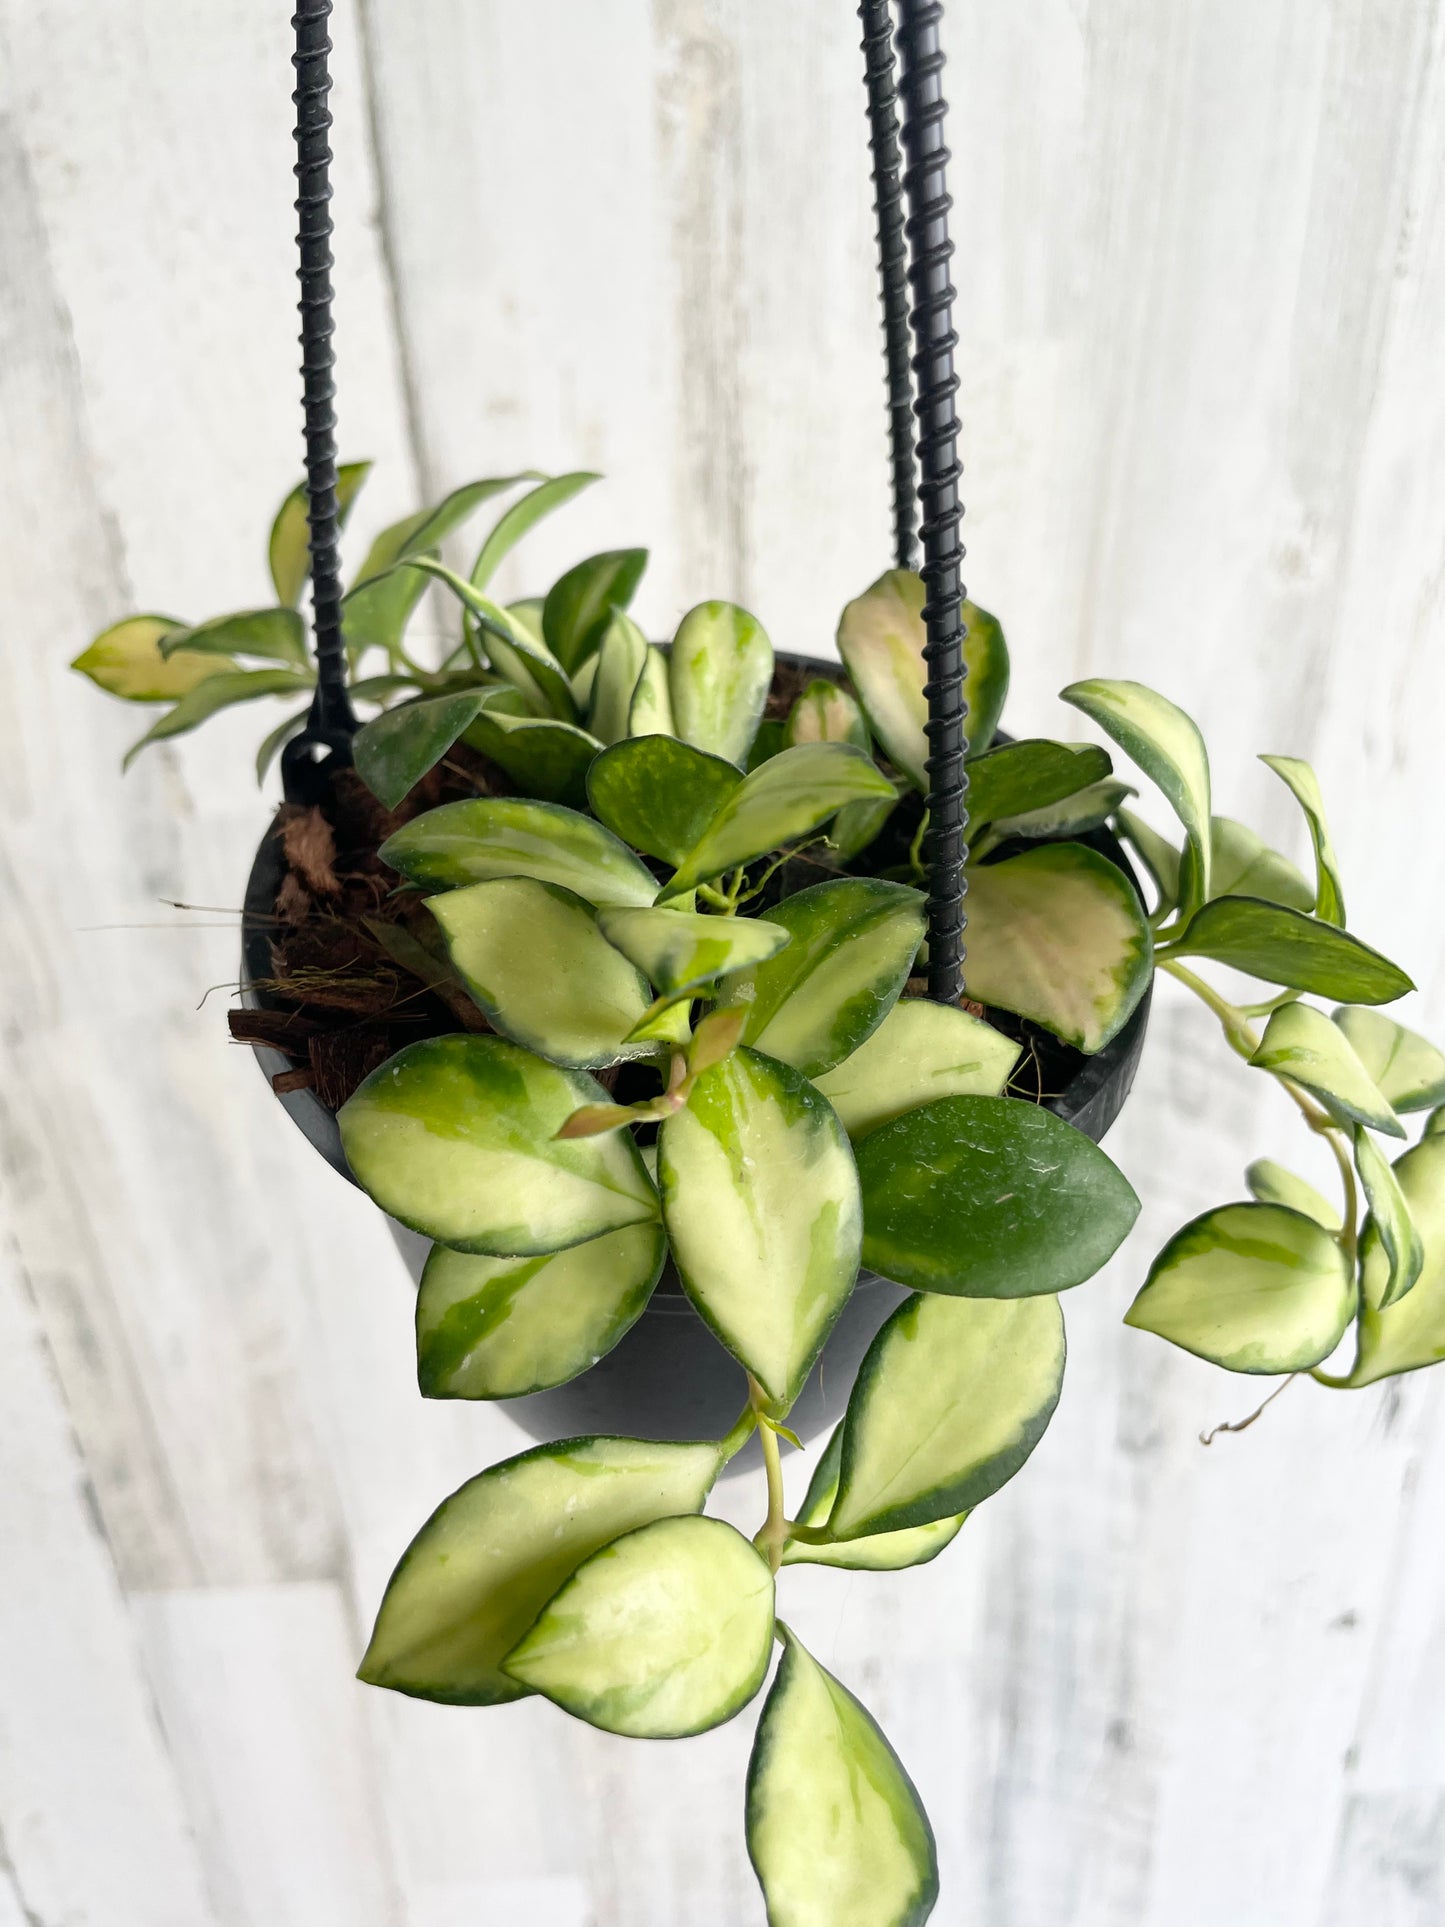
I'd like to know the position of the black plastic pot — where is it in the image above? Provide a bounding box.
[241,659,1151,1458]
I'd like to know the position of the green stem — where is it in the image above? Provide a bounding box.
[908,808,930,881]
[750,1377,789,1574]
[717,1400,759,1467]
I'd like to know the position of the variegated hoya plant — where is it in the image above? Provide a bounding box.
[77,468,1445,1927]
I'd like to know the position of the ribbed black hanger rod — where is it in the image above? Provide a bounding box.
[859,0,918,573]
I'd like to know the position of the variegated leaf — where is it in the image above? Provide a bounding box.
[1261,754,1346,925]
[587,734,743,865]
[1353,1125,1424,1309]
[1167,898,1413,1004]
[596,904,790,1004]
[588,610,650,746]
[268,459,371,607]
[1331,1007,1445,1114]
[1248,1002,1404,1136]
[781,1426,966,1571]
[1209,816,1314,910]
[628,646,675,737]
[1350,1133,1445,1384]
[542,548,648,674]
[963,738,1112,829]
[72,614,230,702]
[811,998,1018,1139]
[668,600,773,765]
[1245,1158,1341,1231]
[354,690,490,809]
[380,796,659,906]
[469,472,599,592]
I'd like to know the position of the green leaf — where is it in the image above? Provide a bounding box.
[463,708,601,808]
[1245,1158,1341,1231]
[122,667,313,768]
[416,1222,667,1399]
[1426,1107,1445,1139]
[158,606,309,667]
[588,611,650,746]
[338,1034,658,1254]
[658,1047,861,1413]
[1167,897,1413,1004]
[255,706,311,785]
[1248,1002,1404,1137]
[748,718,786,770]
[587,734,744,865]
[268,459,372,607]
[596,905,790,1005]
[541,548,648,675]
[1061,678,1212,918]
[837,570,1009,785]
[629,645,675,736]
[1261,754,1346,925]
[963,738,1112,829]
[668,601,773,765]
[746,1628,938,1927]
[1331,1007,1445,1114]
[1353,1126,1424,1310]
[812,999,1019,1139]
[961,843,1153,1053]
[716,878,924,1078]
[1209,816,1314,911]
[1124,1203,1355,1372]
[782,677,894,860]
[781,1426,965,1571]
[856,1095,1139,1297]
[1117,808,1181,914]
[506,596,547,645]
[1351,1133,1445,1384]
[357,1434,719,1704]
[353,691,489,809]
[831,1291,1065,1536]
[72,614,230,702]
[428,879,677,1067]
[987,778,1134,846]
[470,472,599,593]
[660,744,898,900]
[344,476,533,657]
[404,558,578,722]
[502,1516,773,1737]
[380,796,659,906]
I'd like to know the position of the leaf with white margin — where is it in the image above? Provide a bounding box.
[628,646,675,737]
[380,796,658,906]
[269,459,371,607]
[658,1047,861,1414]
[1332,1007,1445,1114]
[1062,678,1212,918]
[661,745,898,901]
[1261,754,1346,925]
[353,690,490,809]
[668,600,773,765]
[1248,1002,1404,1137]
[357,1434,720,1704]
[343,476,533,657]
[961,843,1153,1053]
[338,1034,658,1254]
[829,1291,1065,1537]
[542,548,648,674]
[1209,816,1314,911]
[988,777,1134,846]
[1117,808,1181,914]
[837,569,1009,786]
[405,558,578,721]
[1353,1125,1424,1309]
[416,1222,667,1399]
[1124,1203,1354,1372]
[1350,1133,1445,1384]
[428,878,683,1067]
[812,999,1018,1139]
[596,904,790,1004]
[463,707,601,809]
[781,1426,965,1571]
[503,1516,773,1738]
[1167,897,1413,1004]
[783,677,895,860]
[588,734,743,865]
[1245,1157,1341,1231]
[589,610,650,746]
[962,738,1112,829]
[716,878,923,1077]
[856,1095,1139,1298]
[469,471,598,592]
[746,1627,938,1927]
[157,606,309,667]
[72,614,229,702]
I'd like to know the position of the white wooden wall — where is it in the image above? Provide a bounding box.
[2,2,1444,1922]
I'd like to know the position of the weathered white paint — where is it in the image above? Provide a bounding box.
[2,1,1444,1922]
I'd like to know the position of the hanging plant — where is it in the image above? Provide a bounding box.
[70,1,1445,1922]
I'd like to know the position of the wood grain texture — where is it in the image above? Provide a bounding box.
[3,1,1445,1922]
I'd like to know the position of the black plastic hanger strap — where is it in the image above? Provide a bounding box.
[859,0,918,574]
[285,0,356,799]
[895,0,969,1003]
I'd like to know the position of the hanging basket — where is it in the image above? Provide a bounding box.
[238,0,1150,1452]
